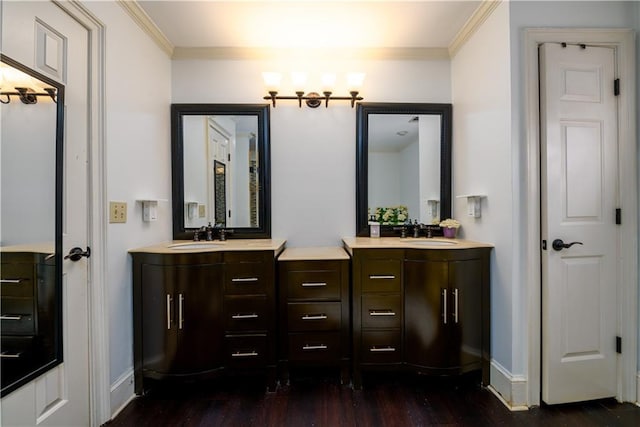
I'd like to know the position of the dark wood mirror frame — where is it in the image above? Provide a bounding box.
[171,104,271,239]
[356,102,452,236]
[0,54,65,397]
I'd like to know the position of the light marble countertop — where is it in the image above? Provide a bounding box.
[0,242,55,254]
[129,238,286,256]
[342,236,493,255]
[278,246,350,261]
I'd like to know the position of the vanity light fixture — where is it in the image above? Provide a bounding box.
[262,71,364,108]
[0,87,57,104]
[0,64,57,104]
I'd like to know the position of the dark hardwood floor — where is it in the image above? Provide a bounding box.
[106,370,640,427]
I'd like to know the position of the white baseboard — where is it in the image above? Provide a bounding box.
[636,371,640,406]
[489,360,529,410]
[110,370,135,420]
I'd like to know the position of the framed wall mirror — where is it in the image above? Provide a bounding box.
[0,54,64,396]
[356,102,452,236]
[172,104,271,239]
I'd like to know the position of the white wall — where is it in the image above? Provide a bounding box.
[1,102,56,245]
[451,1,513,375]
[183,116,208,228]
[172,59,451,246]
[83,0,172,393]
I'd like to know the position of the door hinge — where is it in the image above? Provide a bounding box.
[614,79,620,96]
[542,240,547,250]
[616,208,622,225]
[228,153,231,162]
[616,336,622,354]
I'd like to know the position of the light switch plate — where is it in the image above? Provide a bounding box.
[198,205,206,218]
[110,201,127,223]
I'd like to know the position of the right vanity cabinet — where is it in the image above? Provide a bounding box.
[348,241,491,389]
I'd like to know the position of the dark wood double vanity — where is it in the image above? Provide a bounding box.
[131,237,491,394]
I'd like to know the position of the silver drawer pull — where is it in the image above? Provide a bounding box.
[369,310,396,316]
[0,351,23,359]
[232,313,259,319]
[0,315,23,321]
[302,344,328,351]
[302,314,327,320]
[301,282,327,287]
[0,279,23,284]
[231,351,259,358]
[370,346,396,352]
[231,277,259,283]
[369,275,395,280]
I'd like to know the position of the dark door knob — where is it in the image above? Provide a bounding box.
[64,246,91,261]
[552,239,583,251]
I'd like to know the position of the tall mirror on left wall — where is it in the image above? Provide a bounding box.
[172,104,271,239]
[0,55,64,396]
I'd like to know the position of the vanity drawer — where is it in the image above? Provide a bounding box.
[361,260,402,293]
[288,332,342,363]
[286,269,341,300]
[361,331,402,364]
[224,262,267,295]
[287,302,342,332]
[361,294,402,329]
[224,334,267,368]
[223,296,268,332]
[0,264,34,298]
[1,298,35,335]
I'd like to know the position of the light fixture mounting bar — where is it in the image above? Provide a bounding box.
[0,88,58,104]
[264,91,363,108]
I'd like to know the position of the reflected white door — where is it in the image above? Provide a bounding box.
[1,1,91,425]
[540,43,618,404]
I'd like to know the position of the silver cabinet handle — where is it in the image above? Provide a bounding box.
[0,351,22,359]
[369,275,395,280]
[303,344,328,351]
[301,314,327,320]
[0,315,23,321]
[453,288,459,323]
[0,279,23,284]
[442,288,447,325]
[231,351,258,358]
[178,294,184,329]
[301,282,327,287]
[369,310,396,316]
[231,277,259,283]
[370,346,396,352]
[232,313,259,319]
[166,294,172,330]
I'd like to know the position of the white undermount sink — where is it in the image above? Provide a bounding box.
[409,240,458,246]
[167,242,226,250]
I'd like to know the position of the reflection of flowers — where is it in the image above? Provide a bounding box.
[374,206,409,225]
[439,218,461,229]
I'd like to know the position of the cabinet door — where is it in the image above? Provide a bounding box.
[449,259,483,370]
[404,259,449,369]
[140,264,178,375]
[173,264,224,374]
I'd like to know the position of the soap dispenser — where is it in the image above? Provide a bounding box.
[368,215,380,238]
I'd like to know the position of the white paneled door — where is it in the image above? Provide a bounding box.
[1,1,91,425]
[540,42,618,404]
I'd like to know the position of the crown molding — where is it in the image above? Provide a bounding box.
[172,46,450,61]
[448,0,502,57]
[117,0,173,57]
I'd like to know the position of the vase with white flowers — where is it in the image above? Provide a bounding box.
[439,218,460,238]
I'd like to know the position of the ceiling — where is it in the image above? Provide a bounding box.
[137,0,483,52]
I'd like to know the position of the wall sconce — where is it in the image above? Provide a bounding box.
[263,71,364,108]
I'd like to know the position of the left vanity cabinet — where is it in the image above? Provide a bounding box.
[131,240,284,394]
